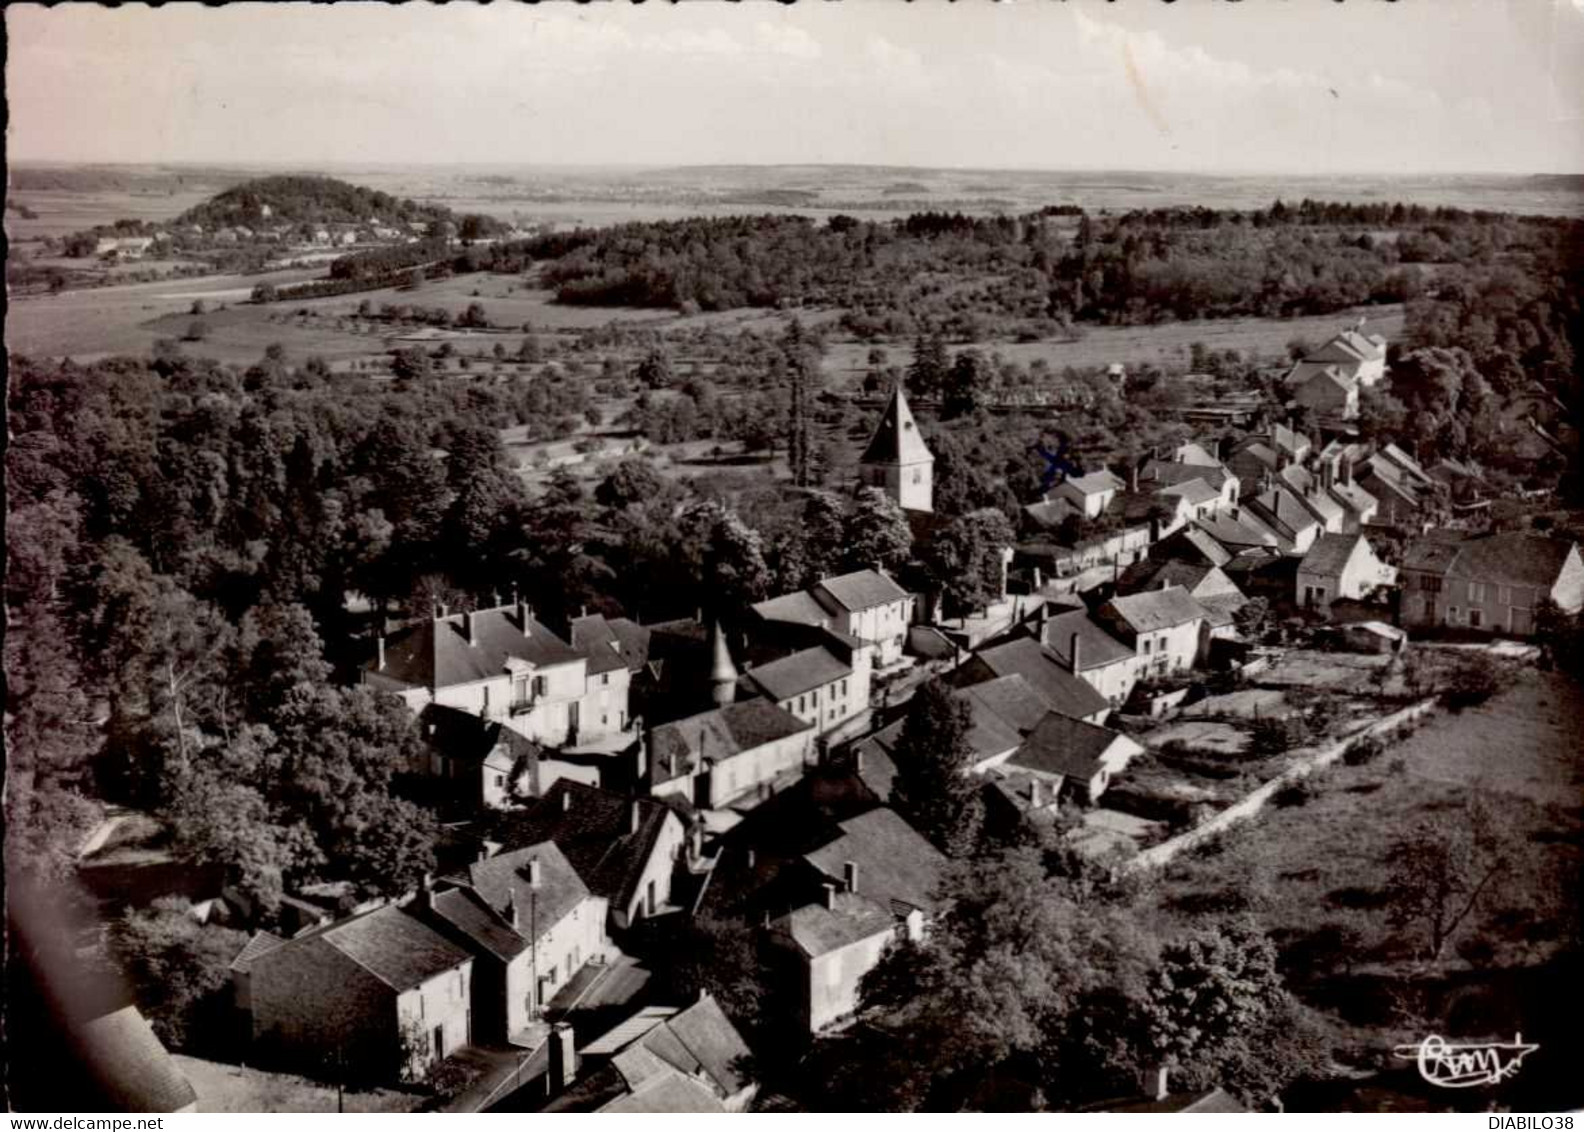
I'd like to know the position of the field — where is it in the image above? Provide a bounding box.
[1143,669,1584,1103]
[174,1055,422,1113]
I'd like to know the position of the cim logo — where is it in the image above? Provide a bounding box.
[1393,1034,1540,1089]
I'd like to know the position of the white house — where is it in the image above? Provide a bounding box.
[1296,533,1398,613]
[363,600,634,751]
[648,698,816,809]
[754,569,915,669]
[1096,586,1208,678]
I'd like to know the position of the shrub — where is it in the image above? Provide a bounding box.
[1343,736,1386,766]
[1274,779,1315,808]
[1442,657,1506,711]
[426,1055,484,1101]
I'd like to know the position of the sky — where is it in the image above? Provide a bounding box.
[7,0,1583,175]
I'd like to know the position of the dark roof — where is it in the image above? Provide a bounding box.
[962,637,1110,720]
[229,930,286,974]
[418,702,541,769]
[370,605,584,690]
[957,672,1054,733]
[860,385,933,466]
[813,568,909,612]
[752,591,832,627]
[743,646,851,702]
[314,905,472,991]
[442,842,589,942]
[1120,558,1214,597]
[1251,487,1320,538]
[598,1069,731,1113]
[1407,532,1580,588]
[1087,1087,1248,1114]
[77,1006,197,1112]
[849,733,900,803]
[431,887,526,961]
[770,891,898,957]
[489,782,678,912]
[1299,533,1366,578]
[1142,458,1231,492]
[649,698,812,785]
[1103,586,1206,634]
[803,808,946,915]
[1155,477,1220,506]
[1155,525,1235,568]
[1055,468,1125,496]
[570,614,650,676]
[1011,712,1139,780]
[652,994,754,1097]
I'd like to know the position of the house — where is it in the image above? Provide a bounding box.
[849,673,1045,780]
[417,703,542,810]
[427,842,611,1041]
[1355,454,1426,528]
[767,808,946,1033]
[739,638,871,737]
[858,384,934,513]
[1096,586,1208,676]
[1285,326,1389,392]
[568,611,649,716]
[754,568,915,668]
[1226,425,1312,499]
[1148,524,1235,570]
[311,228,332,245]
[234,904,474,1081]
[1296,533,1397,615]
[648,699,816,809]
[1034,607,1140,709]
[1140,455,1239,515]
[1277,465,1348,533]
[1288,364,1359,419]
[545,993,758,1113]
[989,710,1145,804]
[488,780,689,931]
[950,635,1112,724]
[363,599,633,750]
[1245,486,1321,554]
[1047,468,1126,520]
[1399,532,1584,635]
[75,1005,198,1112]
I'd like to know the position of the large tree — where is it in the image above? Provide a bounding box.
[844,487,914,573]
[890,679,983,858]
[923,508,1014,619]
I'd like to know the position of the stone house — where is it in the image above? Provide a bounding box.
[647,698,815,810]
[1296,533,1397,615]
[753,568,915,668]
[1399,532,1584,635]
[232,905,474,1082]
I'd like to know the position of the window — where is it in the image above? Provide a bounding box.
[1142,639,1153,655]
[601,673,610,686]
[1469,609,1484,629]
[912,468,922,484]
[482,686,490,711]
[1422,576,1442,594]
[841,679,848,697]
[1469,582,1486,603]
[798,695,806,713]
[494,774,505,787]
[1498,585,1513,605]
[1449,606,1461,625]
[533,675,548,697]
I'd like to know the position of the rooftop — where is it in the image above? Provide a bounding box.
[742,646,852,702]
[1103,586,1207,634]
[813,568,910,612]
[649,699,813,785]
[488,782,679,912]
[77,1006,198,1113]
[770,891,898,958]
[1409,532,1581,589]
[1010,712,1142,780]
[309,904,472,991]
[370,603,584,690]
[1300,532,1368,578]
[441,841,589,944]
[803,807,947,916]
[963,636,1111,720]
[751,591,832,628]
[1039,609,1135,671]
[569,614,651,676]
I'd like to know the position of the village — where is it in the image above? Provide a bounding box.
[49,321,1582,1114]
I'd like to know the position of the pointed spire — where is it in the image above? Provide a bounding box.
[860,383,933,467]
[708,618,737,708]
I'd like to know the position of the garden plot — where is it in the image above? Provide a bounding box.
[1254,649,1391,692]
[1143,719,1250,756]
[1180,688,1290,720]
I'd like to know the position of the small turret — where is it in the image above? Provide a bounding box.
[708,618,738,709]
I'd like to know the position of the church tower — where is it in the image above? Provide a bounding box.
[859,384,934,513]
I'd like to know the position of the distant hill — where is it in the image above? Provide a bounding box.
[173,174,451,229]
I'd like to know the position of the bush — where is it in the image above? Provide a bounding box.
[1274,779,1316,808]
[1441,657,1505,711]
[1342,736,1386,766]
[426,1055,484,1101]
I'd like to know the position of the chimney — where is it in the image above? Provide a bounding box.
[463,609,476,645]
[439,602,449,620]
[491,589,501,609]
[1159,579,1170,591]
[1069,631,1082,675]
[688,824,703,862]
[1148,1065,1170,1102]
[854,749,865,774]
[1029,777,1043,809]
[821,881,837,910]
[527,857,542,889]
[629,800,643,836]
[507,891,521,930]
[548,1022,577,1096]
[1130,463,1139,493]
[746,848,756,870]
[581,604,589,618]
[376,634,386,671]
[843,861,859,895]
[561,789,572,812]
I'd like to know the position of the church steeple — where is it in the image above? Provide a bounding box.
[859,384,934,513]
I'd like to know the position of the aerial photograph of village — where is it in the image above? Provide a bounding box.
[4,0,1582,1118]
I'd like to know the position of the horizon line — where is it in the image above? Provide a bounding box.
[9,157,1584,181]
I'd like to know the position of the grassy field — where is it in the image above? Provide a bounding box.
[1143,669,1583,1074]
[174,1055,421,1113]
